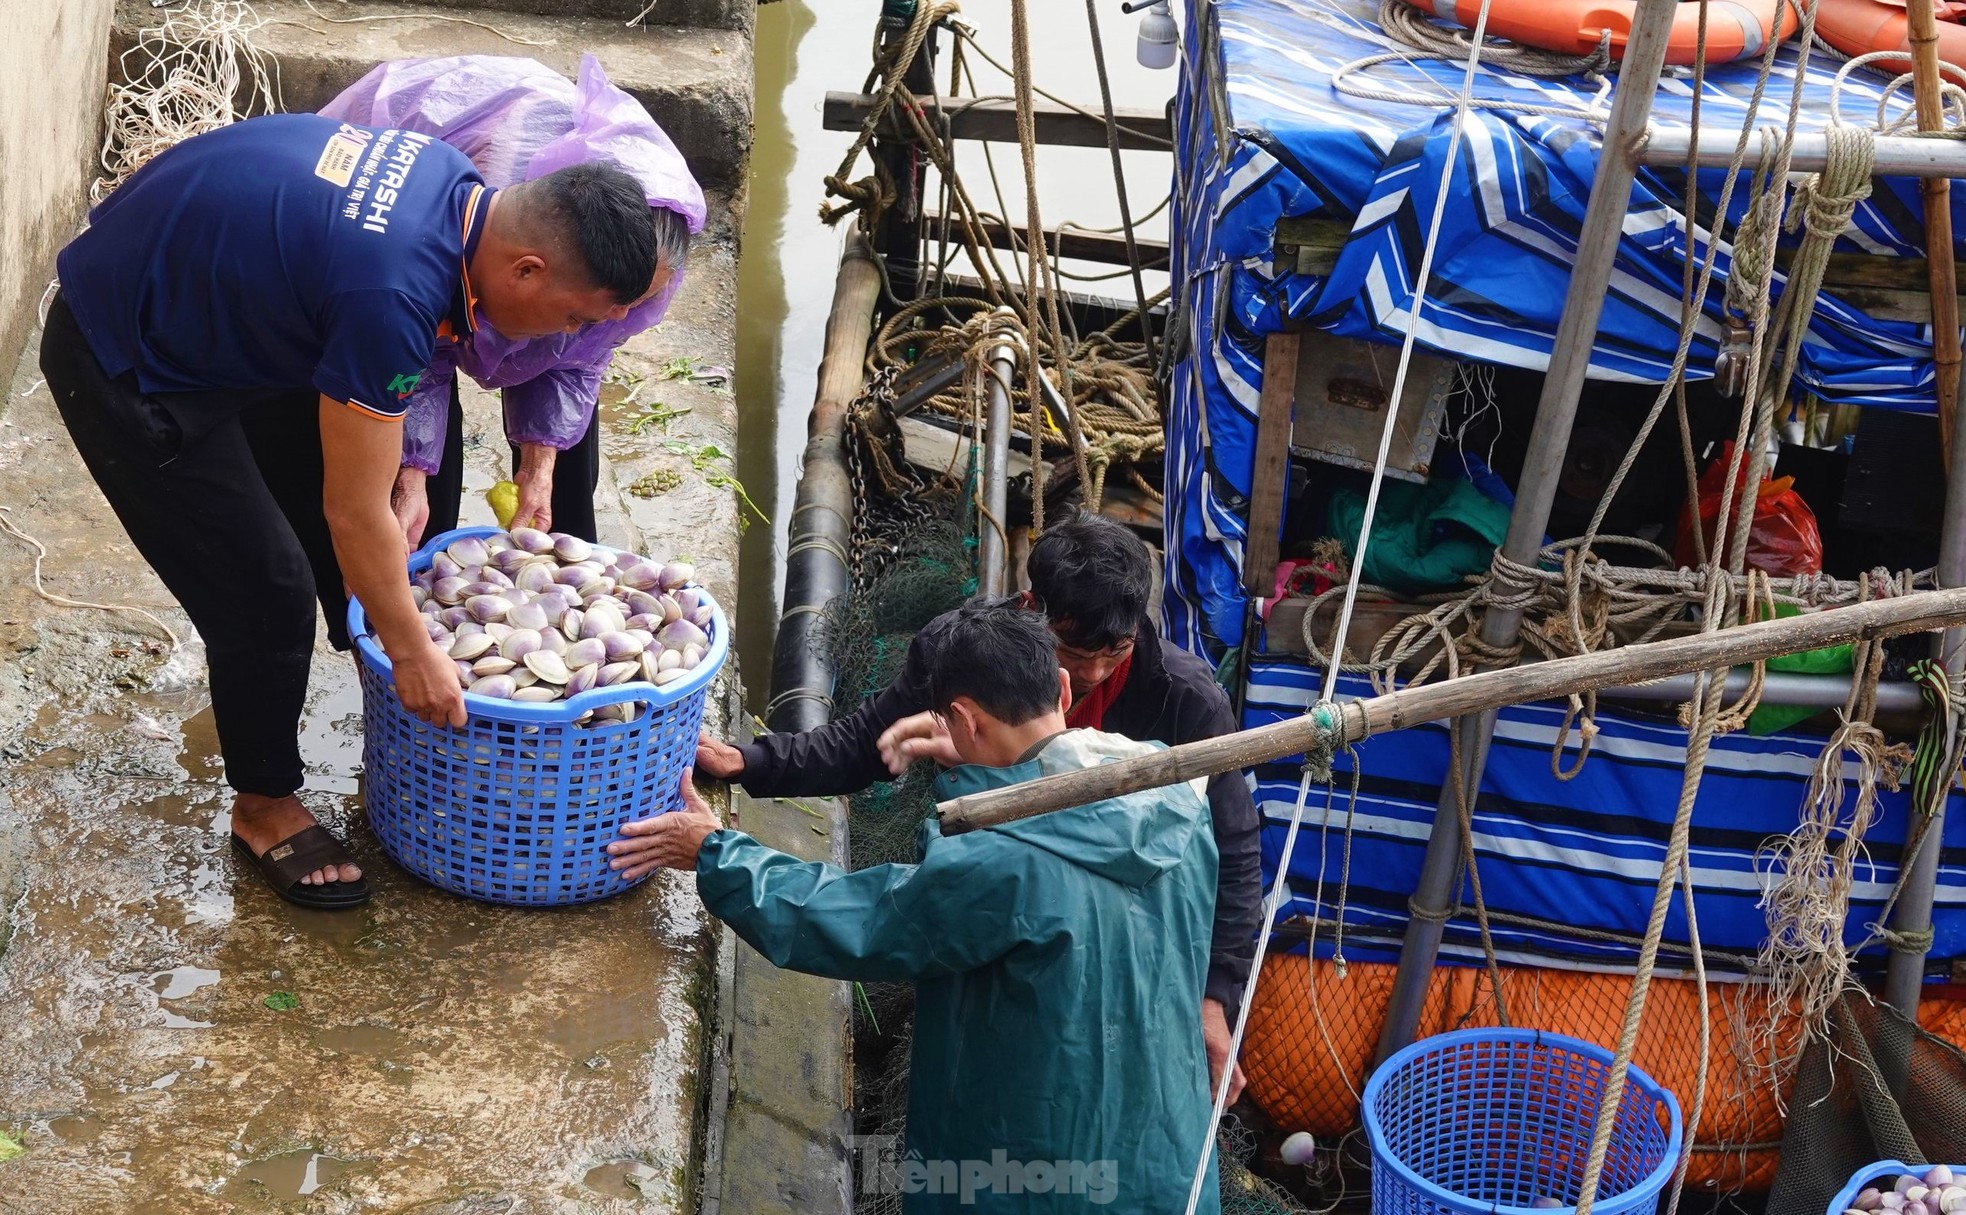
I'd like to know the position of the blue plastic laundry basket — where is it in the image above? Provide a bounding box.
[348,526,729,907]
[1826,1163,1966,1215]
[1363,1029,1683,1215]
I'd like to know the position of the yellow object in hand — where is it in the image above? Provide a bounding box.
[487,480,519,530]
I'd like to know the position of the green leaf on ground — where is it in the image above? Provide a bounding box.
[264,991,299,1011]
[0,1129,23,1163]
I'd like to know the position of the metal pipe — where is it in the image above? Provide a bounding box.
[765,235,883,734]
[1883,364,1966,1013]
[978,334,1017,597]
[1643,126,1966,177]
[1601,670,1922,714]
[1372,0,1685,1068]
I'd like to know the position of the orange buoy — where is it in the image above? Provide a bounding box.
[1402,0,1800,66]
[1816,0,1966,76]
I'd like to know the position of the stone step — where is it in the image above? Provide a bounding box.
[356,0,752,34]
[111,0,754,189]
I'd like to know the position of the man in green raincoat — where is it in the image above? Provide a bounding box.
[616,601,1220,1212]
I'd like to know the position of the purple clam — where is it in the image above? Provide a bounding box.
[656,647,682,673]
[566,638,608,669]
[560,607,585,641]
[423,619,451,645]
[431,552,463,580]
[626,613,659,633]
[659,619,708,651]
[469,673,517,700]
[507,601,550,632]
[523,650,572,685]
[566,664,601,696]
[623,590,663,619]
[690,605,714,630]
[489,548,531,576]
[598,661,640,686]
[484,623,514,643]
[499,628,544,661]
[432,576,471,606]
[673,588,701,616]
[466,595,509,624]
[447,536,491,568]
[618,562,660,592]
[536,627,569,657]
[472,655,517,677]
[438,605,473,630]
[511,686,560,703]
[510,526,555,555]
[659,562,695,592]
[454,661,475,686]
[479,567,514,590]
[449,633,495,661]
[639,651,663,683]
[682,642,706,670]
[603,632,646,662]
[654,668,690,687]
[515,563,558,595]
[552,534,593,564]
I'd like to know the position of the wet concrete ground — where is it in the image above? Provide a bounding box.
[0,219,747,1211]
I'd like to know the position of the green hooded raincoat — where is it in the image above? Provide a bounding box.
[696,729,1221,1213]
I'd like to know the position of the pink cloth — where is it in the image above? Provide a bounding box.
[320,55,706,469]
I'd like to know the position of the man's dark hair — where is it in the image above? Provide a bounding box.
[924,598,1062,726]
[518,163,662,302]
[1026,511,1153,649]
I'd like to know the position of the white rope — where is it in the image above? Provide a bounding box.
[0,508,180,652]
[1181,8,1504,1215]
[1316,0,1498,703]
[1180,763,1321,1215]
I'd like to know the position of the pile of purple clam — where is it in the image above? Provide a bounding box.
[394,529,714,724]
[1843,1167,1966,1215]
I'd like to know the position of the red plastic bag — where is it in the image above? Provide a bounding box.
[1673,442,1823,576]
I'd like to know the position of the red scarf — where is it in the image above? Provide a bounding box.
[1064,652,1134,731]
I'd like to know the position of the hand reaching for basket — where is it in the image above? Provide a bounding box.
[608,770,723,879]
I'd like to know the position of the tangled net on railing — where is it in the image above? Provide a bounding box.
[869,295,1167,514]
[97,1,281,203]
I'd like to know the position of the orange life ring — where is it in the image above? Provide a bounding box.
[1402,0,1801,66]
[1816,0,1966,77]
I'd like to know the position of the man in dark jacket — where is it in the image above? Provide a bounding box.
[685,512,1262,1099]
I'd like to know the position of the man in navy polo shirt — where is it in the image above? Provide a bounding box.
[40,112,665,910]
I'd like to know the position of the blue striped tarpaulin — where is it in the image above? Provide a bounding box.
[1165,0,1964,652]
[1245,666,1966,972]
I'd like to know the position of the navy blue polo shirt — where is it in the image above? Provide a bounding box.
[57,113,488,420]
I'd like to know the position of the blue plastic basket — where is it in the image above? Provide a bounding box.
[348,526,729,907]
[1826,1163,1966,1215]
[1363,1029,1684,1215]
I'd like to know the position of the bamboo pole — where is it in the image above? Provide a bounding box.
[935,586,1966,832]
[1906,0,1961,456]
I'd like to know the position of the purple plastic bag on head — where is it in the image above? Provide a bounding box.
[320,55,705,465]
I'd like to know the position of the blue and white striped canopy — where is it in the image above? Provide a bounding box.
[1166,0,1963,653]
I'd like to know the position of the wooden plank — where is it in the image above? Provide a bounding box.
[1243,333,1302,596]
[897,415,1163,531]
[936,585,1966,831]
[923,208,1169,268]
[823,91,1170,151]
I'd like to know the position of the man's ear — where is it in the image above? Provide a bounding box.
[1057,667,1072,714]
[511,252,547,282]
[950,698,981,741]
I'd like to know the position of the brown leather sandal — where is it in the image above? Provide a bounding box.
[230,824,372,910]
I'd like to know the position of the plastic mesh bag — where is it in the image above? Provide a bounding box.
[1767,988,1966,1215]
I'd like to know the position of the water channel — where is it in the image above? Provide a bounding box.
[731,0,1180,709]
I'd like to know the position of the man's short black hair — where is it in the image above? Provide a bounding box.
[1026,511,1153,650]
[524,162,662,302]
[924,598,1062,727]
